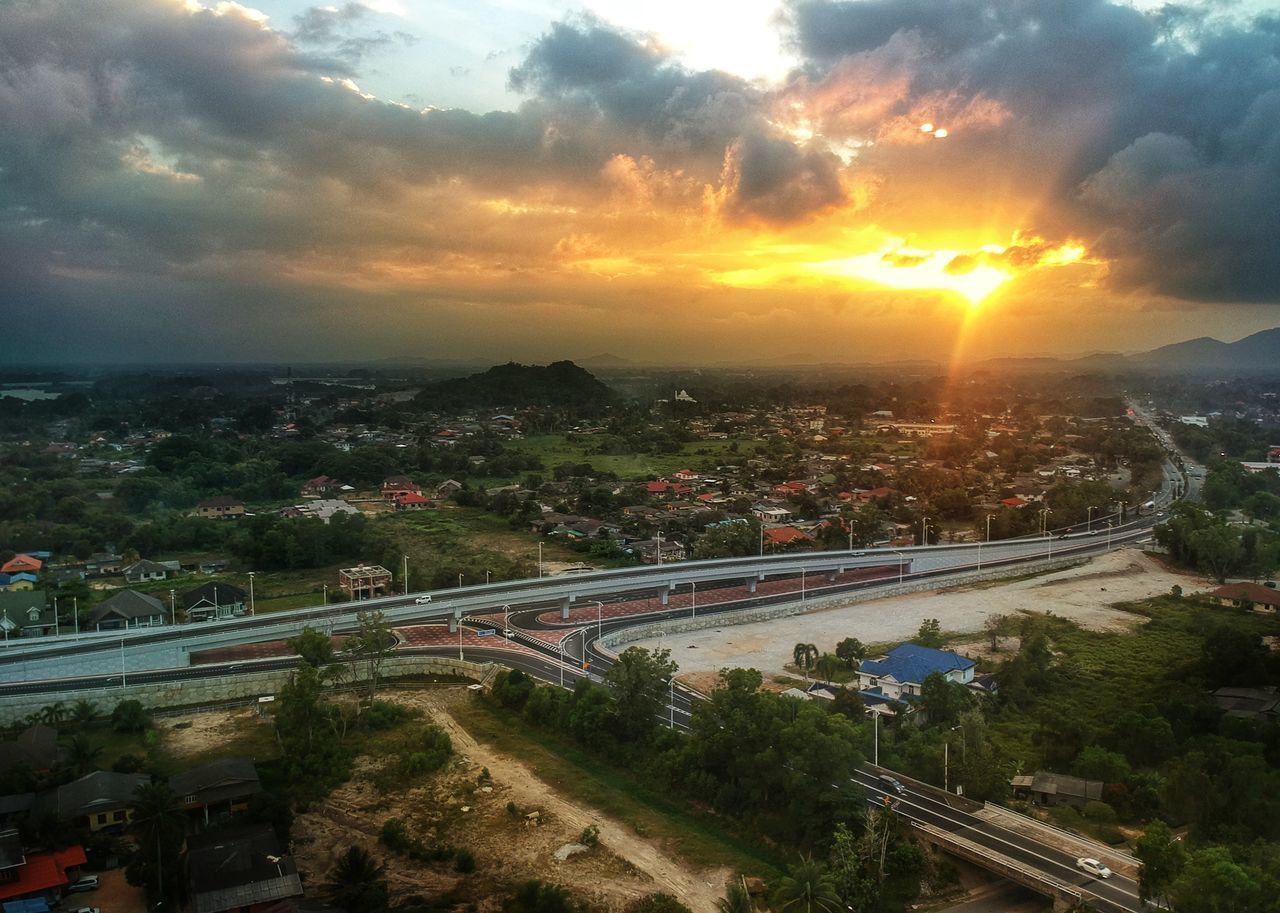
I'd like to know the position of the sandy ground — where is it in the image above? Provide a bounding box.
[632,548,1209,677]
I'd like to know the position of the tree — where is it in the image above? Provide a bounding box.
[1141,824,1187,906]
[715,881,753,913]
[982,614,1009,652]
[625,894,693,913]
[288,626,333,669]
[913,619,943,649]
[919,672,972,728]
[39,702,67,727]
[1169,846,1259,913]
[323,845,389,913]
[65,733,102,776]
[835,637,865,669]
[503,880,576,913]
[792,643,819,680]
[815,653,842,683]
[111,699,151,733]
[71,698,97,726]
[126,781,184,909]
[346,610,395,702]
[603,647,678,737]
[770,854,843,913]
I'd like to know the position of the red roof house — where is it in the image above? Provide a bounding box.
[0,555,41,575]
[0,844,87,902]
[396,492,431,510]
[763,527,809,547]
[1001,497,1029,507]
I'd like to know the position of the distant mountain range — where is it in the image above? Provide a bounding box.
[969,327,1280,375]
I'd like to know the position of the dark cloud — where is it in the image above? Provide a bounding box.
[720,132,846,225]
[292,3,414,63]
[785,0,1280,302]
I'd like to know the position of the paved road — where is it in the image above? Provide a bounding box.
[851,770,1142,913]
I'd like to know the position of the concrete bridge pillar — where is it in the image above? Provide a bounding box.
[560,596,573,620]
[745,576,757,594]
[659,584,672,606]
[447,612,458,634]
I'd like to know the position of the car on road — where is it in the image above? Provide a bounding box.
[70,907,101,913]
[414,595,432,604]
[879,774,908,796]
[66,875,100,893]
[1076,857,1112,879]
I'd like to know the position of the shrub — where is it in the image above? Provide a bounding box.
[1083,800,1117,824]
[578,825,599,848]
[454,848,476,873]
[112,753,145,773]
[361,701,412,731]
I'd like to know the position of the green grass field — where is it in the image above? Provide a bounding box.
[505,434,758,480]
[453,698,784,878]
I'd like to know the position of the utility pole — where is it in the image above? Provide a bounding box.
[403,554,409,595]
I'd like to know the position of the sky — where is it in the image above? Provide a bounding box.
[3,0,1280,366]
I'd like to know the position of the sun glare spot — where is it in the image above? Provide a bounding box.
[932,127,948,138]
[808,245,1012,306]
[920,123,934,133]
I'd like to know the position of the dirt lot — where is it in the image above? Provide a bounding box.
[285,691,730,912]
[633,548,1209,677]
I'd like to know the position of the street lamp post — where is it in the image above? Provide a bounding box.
[403,554,409,595]
[594,600,603,638]
[458,573,463,588]
[120,638,126,688]
[801,568,806,602]
[322,584,327,604]
[503,604,511,635]
[873,712,879,765]
[1087,506,1097,532]
[169,589,176,626]
[1107,521,1114,549]
[247,572,255,616]
[538,542,543,578]
[669,678,675,729]
[485,569,490,585]
[690,583,696,620]
[920,516,931,546]
[656,531,663,566]
[458,618,463,661]
[986,514,994,542]
[892,550,905,584]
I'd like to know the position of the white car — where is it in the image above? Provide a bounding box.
[414,595,432,604]
[1076,857,1112,879]
[71,907,101,913]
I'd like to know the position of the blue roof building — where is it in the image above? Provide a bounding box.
[857,644,976,711]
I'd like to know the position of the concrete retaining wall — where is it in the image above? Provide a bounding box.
[0,655,492,727]
[600,556,1087,652]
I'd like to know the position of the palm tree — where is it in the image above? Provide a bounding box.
[40,702,68,728]
[815,653,841,684]
[66,733,103,776]
[792,643,819,681]
[716,879,754,913]
[323,845,389,913]
[770,855,843,913]
[71,699,98,726]
[129,781,184,908]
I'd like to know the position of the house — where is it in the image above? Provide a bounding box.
[436,479,464,498]
[0,592,57,638]
[186,824,303,913]
[182,583,248,622]
[1208,583,1280,614]
[752,504,792,522]
[171,758,261,826]
[628,539,687,564]
[673,469,700,482]
[338,564,393,600]
[0,556,41,576]
[381,476,421,502]
[855,487,897,503]
[857,644,977,709]
[194,497,246,520]
[0,836,87,907]
[0,725,64,776]
[1212,686,1280,722]
[86,590,167,631]
[84,553,124,577]
[45,771,149,831]
[1000,497,1029,508]
[763,526,809,548]
[283,499,360,523]
[1010,771,1104,809]
[396,492,431,510]
[122,559,171,584]
[0,573,37,593]
[301,475,344,498]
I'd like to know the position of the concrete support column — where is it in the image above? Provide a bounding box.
[447,613,458,633]
[746,577,757,594]
[559,596,573,620]
[659,584,672,606]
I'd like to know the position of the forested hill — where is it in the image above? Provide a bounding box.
[414,360,618,410]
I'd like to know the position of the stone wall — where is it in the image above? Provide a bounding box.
[0,655,492,727]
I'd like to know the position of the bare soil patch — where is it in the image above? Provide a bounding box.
[159,707,266,759]
[289,690,730,912]
[631,548,1209,676]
